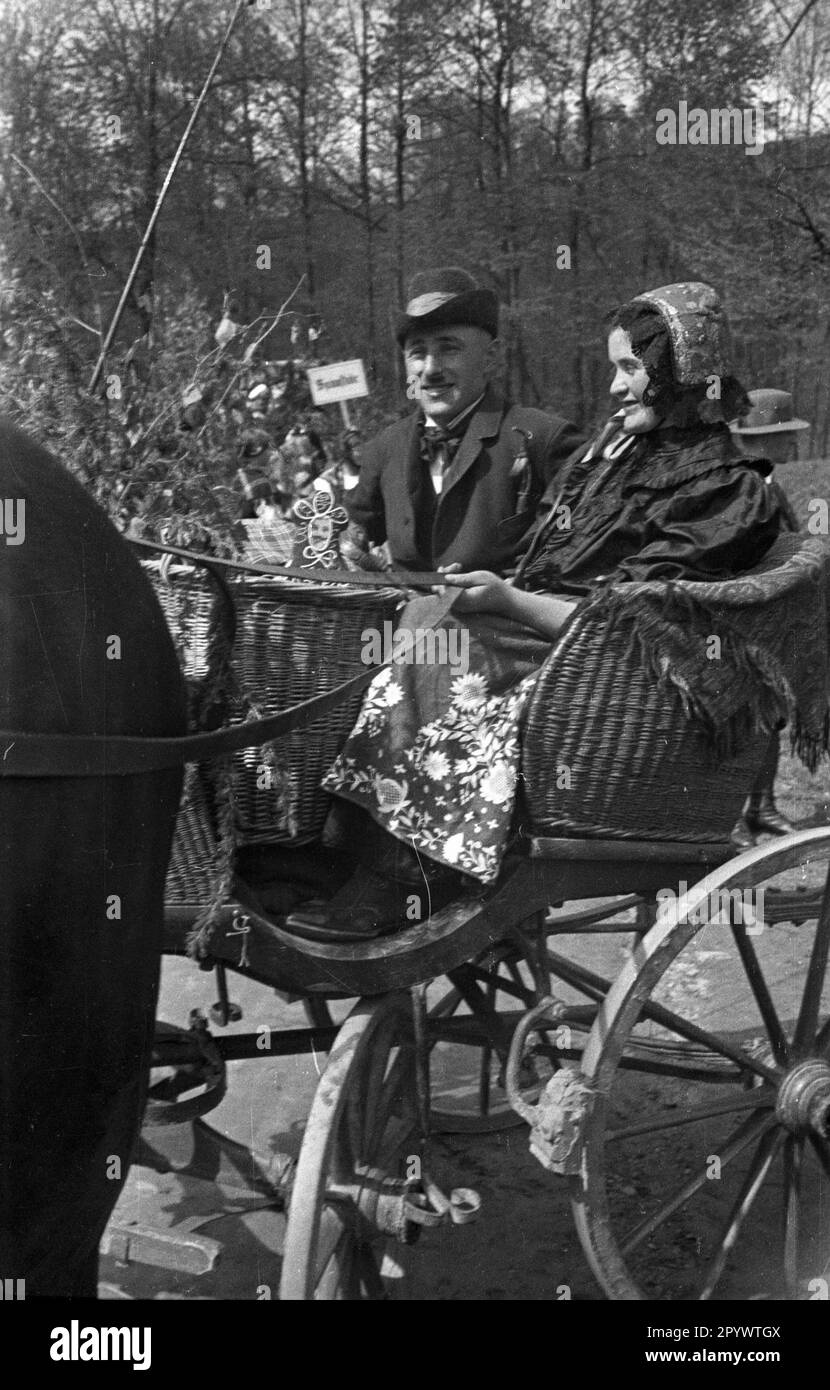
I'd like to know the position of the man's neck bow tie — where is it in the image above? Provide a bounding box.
[421,419,467,470]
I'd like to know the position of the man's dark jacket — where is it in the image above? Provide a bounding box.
[347,387,585,573]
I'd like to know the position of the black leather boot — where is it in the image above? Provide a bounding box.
[284,816,468,941]
[283,861,466,941]
[729,816,756,851]
[744,791,796,837]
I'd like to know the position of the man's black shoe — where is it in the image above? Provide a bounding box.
[282,899,396,942]
[283,863,462,942]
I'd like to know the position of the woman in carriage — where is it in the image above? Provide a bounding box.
[285,282,792,941]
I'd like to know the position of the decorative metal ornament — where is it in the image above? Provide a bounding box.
[294,491,349,569]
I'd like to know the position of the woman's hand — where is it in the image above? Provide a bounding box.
[434,565,576,636]
[436,564,513,615]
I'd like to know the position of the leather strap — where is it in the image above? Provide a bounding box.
[130,536,451,590]
[0,588,459,779]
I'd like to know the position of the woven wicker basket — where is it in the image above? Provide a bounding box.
[163,764,223,905]
[228,576,402,845]
[146,559,402,875]
[145,560,236,906]
[145,560,218,682]
[521,605,768,842]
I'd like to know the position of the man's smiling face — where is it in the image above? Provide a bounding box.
[403,324,498,423]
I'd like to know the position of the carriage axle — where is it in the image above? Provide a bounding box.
[776,1059,830,1139]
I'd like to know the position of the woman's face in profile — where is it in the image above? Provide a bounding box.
[607,328,661,434]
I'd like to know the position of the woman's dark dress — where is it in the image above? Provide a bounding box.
[322,424,783,883]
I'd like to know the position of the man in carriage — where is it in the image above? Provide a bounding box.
[342,266,586,576]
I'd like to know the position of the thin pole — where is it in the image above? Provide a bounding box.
[782,0,821,46]
[88,0,251,393]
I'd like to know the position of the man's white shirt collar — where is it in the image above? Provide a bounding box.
[423,392,486,494]
[422,391,486,434]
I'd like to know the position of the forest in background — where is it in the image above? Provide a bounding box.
[0,0,828,535]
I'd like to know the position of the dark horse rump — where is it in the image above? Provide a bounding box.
[0,420,186,1296]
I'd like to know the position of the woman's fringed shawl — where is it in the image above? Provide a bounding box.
[578,534,830,771]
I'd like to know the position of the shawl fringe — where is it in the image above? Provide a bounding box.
[581,582,830,770]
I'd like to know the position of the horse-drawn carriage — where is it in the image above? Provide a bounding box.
[124,532,830,1302]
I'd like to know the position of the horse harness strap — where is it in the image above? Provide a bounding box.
[0,586,460,779]
[129,536,453,591]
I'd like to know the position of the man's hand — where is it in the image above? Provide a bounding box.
[341,521,392,572]
[436,564,512,614]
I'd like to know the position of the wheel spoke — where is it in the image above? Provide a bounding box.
[548,949,780,1084]
[809,1134,830,1179]
[446,966,514,1056]
[460,960,530,1004]
[313,1205,350,1296]
[302,997,335,1030]
[374,1114,419,1172]
[506,959,535,1002]
[630,1003,779,1085]
[477,1041,494,1116]
[814,1015,830,1057]
[328,1235,359,1301]
[793,868,830,1055]
[340,1082,368,1177]
[368,1050,412,1155]
[783,1137,803,1297]
[731,923,791,1066]
[545,950,607,1004]
[356,1242,388,1300]
[699,1127,783,1300]
[620,1109,775,1258]
[361,1018,399,1153]
[427,985,464,1021]
[479,959,518,999]
[608,1090,775,1143]
[476,972,498,1117]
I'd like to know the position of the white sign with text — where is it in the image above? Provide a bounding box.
[306,359,369,405]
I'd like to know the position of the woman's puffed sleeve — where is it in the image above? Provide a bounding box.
[607,465,784,584]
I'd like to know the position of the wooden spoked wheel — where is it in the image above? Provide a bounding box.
[279,993,423,1300]
[573,829,830,1301]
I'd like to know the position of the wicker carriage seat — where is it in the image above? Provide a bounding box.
[521,533,830,847]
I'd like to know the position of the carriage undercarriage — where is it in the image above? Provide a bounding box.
[107,824,830,1302]
[88,535,830,1301]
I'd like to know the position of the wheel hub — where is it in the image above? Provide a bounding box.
[776,1058,830,1137]
[328,1170,431,1244]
